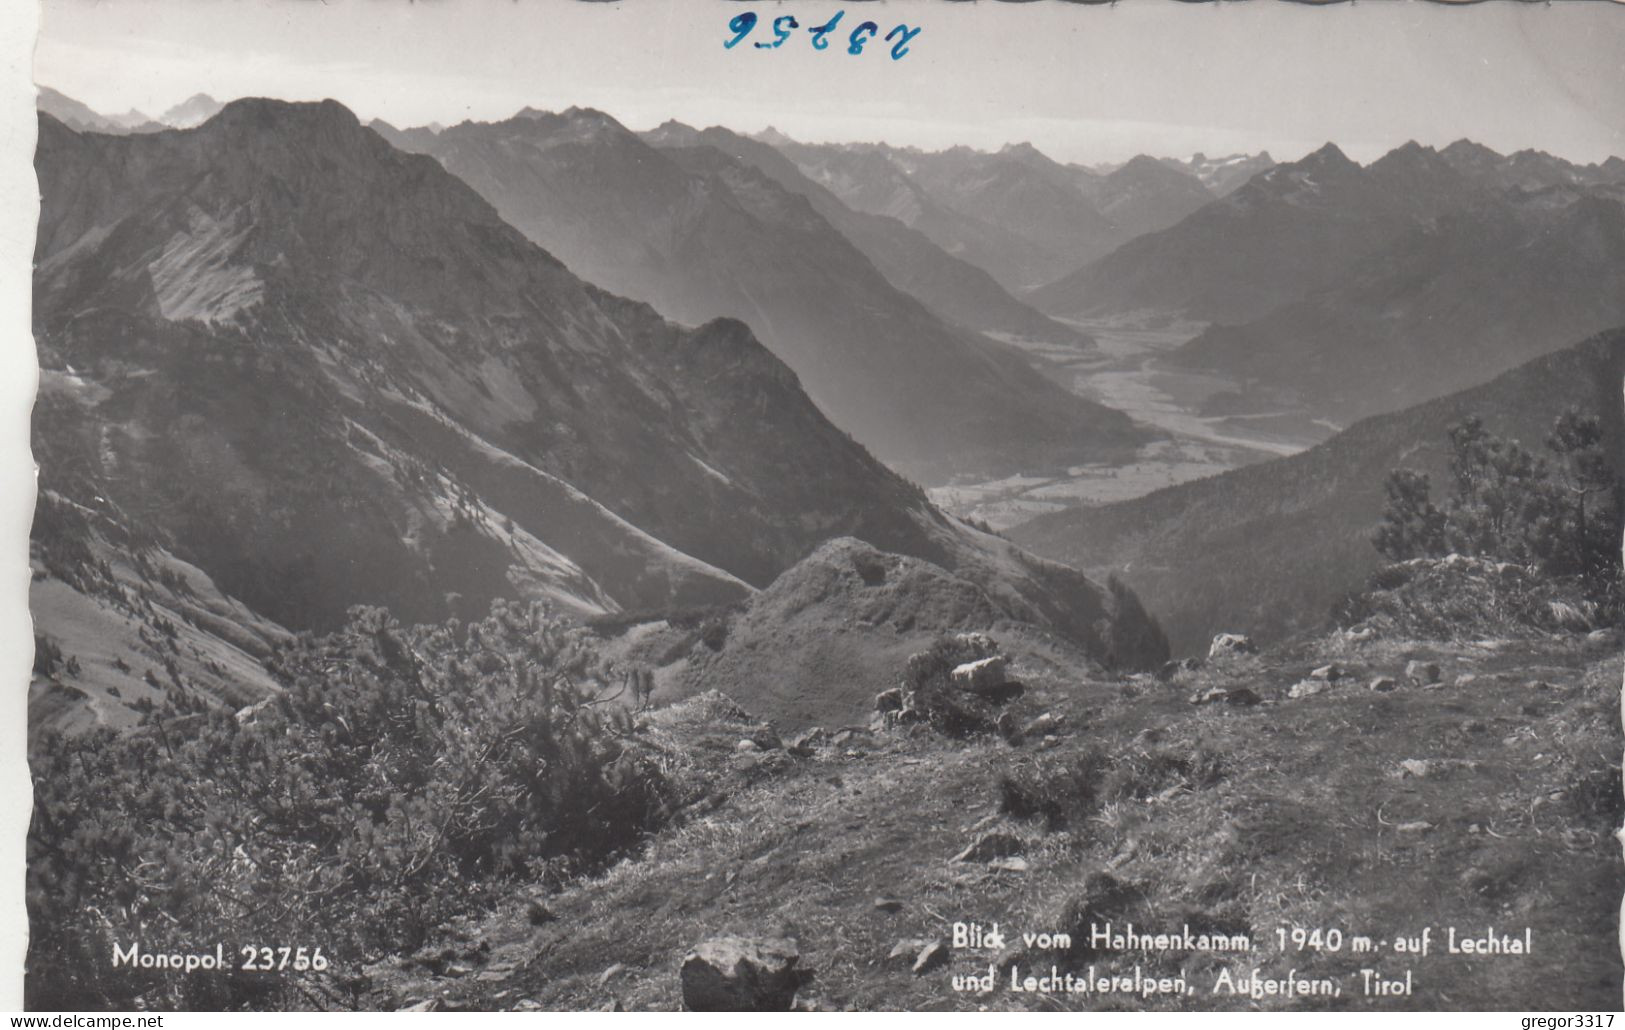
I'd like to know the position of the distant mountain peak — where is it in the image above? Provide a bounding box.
[1442,138,1503,162]
[754,125,796,146]
[1299,141,1357,170]
[160,92,224,128]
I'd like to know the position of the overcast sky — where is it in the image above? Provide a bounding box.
[33,0,1625,165]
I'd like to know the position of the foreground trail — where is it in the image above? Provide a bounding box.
[361,631,1622,1012]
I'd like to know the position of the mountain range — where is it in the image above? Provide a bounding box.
[371,108,1144,482]
[30,98,1168,732]
[1032,139,1625,328]
[780,138,1221,291]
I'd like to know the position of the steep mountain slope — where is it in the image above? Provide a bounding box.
[33,101,1168,729]
[1031,142,1486,323]
[1092,154,1216,240]
[885,144,1121,288]
[777,142,1061,293]
[377,110,1144,482]
[1171,186,1625,422]
[639,121,1087,349]
[1010,329,1625,655]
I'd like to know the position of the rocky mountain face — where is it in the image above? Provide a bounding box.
[374,109,1145,483]
[1011,329,1625,655]
[1171,185,1625,423]
[31,100,1168,731]
[638,121,1088,349]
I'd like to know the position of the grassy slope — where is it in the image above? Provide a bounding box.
[358,630,1622,1012]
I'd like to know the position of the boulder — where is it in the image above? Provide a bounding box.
[952,632,998,658]
[735,739,759,753]
[1404,660,1441,685]
[1309,663,1342,681]
[1287,679,1329,700]
[1454,674,1478,688]
[1208,633,1256,659]
[1368,676,1397,693]
[874,688,904,713]
[912,940,950,976]
[952,656,1009,692]
[680,936,805,1012]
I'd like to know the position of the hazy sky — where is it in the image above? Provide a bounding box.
[33,0,1625,164]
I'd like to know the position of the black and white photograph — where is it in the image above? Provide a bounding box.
[12,0,1625,1012]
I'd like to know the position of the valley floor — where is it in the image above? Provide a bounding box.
[358,629,1622,1012]
[938,314,1338,529]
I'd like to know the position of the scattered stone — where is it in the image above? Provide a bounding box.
[1310,663,1343,681]
[1040,735,1060,749]
[1454,674,1478,688]
[1208,633,1256,658]
[1369,676,1397,692]
[1343,626,1376,643]
[912,941,950,976]
[831,726,870,746]
[886,939,929,966]
[1586,628,1618,648]
[953,832,1025,863]
[1467,824,1481,835]
[1021,712,1064,739]
[1189,685,1261,706]
[599,963,627,986]
[601,999,625,1012]
[874,688,904,714]
[790,728,827,753]
[952,655,1009,692]
[1525,680,1553,691]
[511,999,542,1011]
[735,739,760,753]
[1288,679,1329,699]
[475,964,515,982]
[1404,660,1441,685]
[1395,821,1433,833]
[873,897,904,914]
[1398,759,1431,779]
[953,631,998,657]
[680,936,805,1012]
[989,856,1030,873]
[748,725,783,751]
[400,999,439,1012]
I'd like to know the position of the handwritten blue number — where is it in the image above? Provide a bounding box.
[847,20,879,55]
[724,12,757,49]
[808,11,843,50]
[756,15,799,49]
[885,24,921,60]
